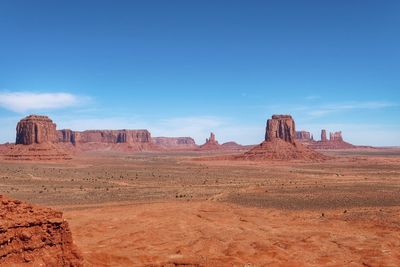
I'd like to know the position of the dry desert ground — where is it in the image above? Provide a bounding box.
[1,148,400,266]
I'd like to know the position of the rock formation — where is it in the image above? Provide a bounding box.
[58,129,151,144]
[330,131,343,142]
[296,131,313,141]
[152,137,197,150]
[0,195,82,266]
[3,115,72,160]
[16,115,58,145]
[297,129,355,149]
[199,132,221,150]
[57,129,155,152]
[321,129,327,142]
[265,115,296,143]
[239,115,326,161]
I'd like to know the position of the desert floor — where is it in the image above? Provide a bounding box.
[1,149,400,266]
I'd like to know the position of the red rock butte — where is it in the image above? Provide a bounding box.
[295,129,356,149]
[0,195,82,266]
[265,115,296,143]
[3,115,72,161]
[16,115,58,145]
[240,115,327,161]
[200,132,221,150]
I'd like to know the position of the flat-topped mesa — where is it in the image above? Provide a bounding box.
[265,115,296,143]
[330,131,343,142]
[58,129,151,144]
[16,115,58,145]
[152,137,197,149]
[321,129,328,142]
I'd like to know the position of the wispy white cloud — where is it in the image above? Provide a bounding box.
[0,91,88,113]
[307,101,396,118]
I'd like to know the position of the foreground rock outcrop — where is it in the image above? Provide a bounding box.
[0,195,82,266]
[3,115,71,160]
[239,115,326,161]
[152,137,197,150]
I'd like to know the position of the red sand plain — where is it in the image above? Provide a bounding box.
[1,148,400,266]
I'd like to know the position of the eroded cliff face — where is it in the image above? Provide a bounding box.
[58,129,151,144]
[265,115,296,143]
[16,115,58,145]
[0,195,82,266]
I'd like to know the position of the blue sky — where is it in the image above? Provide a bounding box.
[0,0,399,146]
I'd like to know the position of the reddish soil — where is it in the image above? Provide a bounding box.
[0,148,399,266]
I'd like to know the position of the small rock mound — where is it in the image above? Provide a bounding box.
[0,195,83,266]
[238,115,327,161]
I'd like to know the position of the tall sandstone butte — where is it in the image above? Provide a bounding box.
[16,115,58,145]
[265,115,296,143]
[240,115,326,161]
[4,115,71,160]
